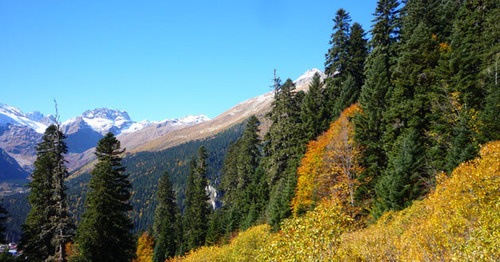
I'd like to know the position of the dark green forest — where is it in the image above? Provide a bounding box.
[3,123,244,243]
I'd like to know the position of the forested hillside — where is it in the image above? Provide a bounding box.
[68,122,245,233]
[3,123,244,242]
[177,140,499,261]
[1,0,497,260]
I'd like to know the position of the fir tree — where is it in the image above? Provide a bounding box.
[264,78,303,185]
[354,0,400,206]
[374,128,423,217]
[152,171,180,262]
[235,116,261,203]
[440,0,499,171]
[264,76,306,230]
[325,8,351,79]
[478,0,499,143]
[183,146,211,252]
[20,125,74,262]
[74,133,135,262]
[370,0,401,49]
[334,74,358,116]
[346,22,368,92]
[324,9,352,118]
[300,73,328,141]
[219,140,240,206]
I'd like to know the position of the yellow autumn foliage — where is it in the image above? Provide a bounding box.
[337,140,500,261]
[134,232,154,262]
[259,196,354,261]
[292,104,362,215]
[171,224,273,262]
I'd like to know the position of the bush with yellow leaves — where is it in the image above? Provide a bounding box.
[338,141,500,261]
[171,224,273,262]
[259,196,354,261]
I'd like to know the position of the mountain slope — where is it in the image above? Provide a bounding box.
[0,147,30,181]
[127,68,325,153]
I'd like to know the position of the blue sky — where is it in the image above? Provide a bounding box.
[0,0,377,122]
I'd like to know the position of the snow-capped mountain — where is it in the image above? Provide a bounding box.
[62,108,134,136]
[0,104,210,173]
[121,115,210,134]
[293,68,326,87]
[0,103,55,133]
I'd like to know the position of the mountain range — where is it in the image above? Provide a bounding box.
[0,104,209,176]
[0,68,325,181]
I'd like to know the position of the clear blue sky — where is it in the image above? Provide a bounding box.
[1,0,377,122]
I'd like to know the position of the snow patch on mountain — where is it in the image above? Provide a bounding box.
[121,115,210,134]
[177,114,211,125]
[63,108,134,135]
[294,68,326,87]
[121,120,154,134]
[0,104,53,133]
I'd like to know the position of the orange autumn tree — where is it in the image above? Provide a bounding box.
[292,104,363,215]
[134,232,154,262]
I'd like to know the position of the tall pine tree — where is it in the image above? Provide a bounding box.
[374,128,423,216]
[183,146,211,252]
[74,133,135,262]
[264,76,306,230]
[354,0,400,206]
[20,124,74,262]
[219,115,262,231]
[152,171,180,262]
[325,8,351,79]
[300,73,328,141]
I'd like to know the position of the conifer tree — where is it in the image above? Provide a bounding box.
[440,0,499,171]
[264,76,306,230]
[300,73,328,141]
[325,8,351,79]
[478,0,499,143]
[219,140,240,206]
[334,75,358,116]
[183,146,210,252]
[324,9,352,118]
[240,167,269,229]
[377,0,442,214]
[219,115,262,233]
[235,116,261,202]
[354,0,400,205]
[264,78,303,185]
[20,124,74,262]
[346,22,368,92]
[152,171,180,262]
[74,133,135,262]
[374,128,423,216]
[370,0,400,50]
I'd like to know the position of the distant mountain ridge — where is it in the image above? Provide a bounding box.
[0,105,210,176]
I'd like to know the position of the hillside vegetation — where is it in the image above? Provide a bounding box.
[172,140,499,261]
[4,0,498,260]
